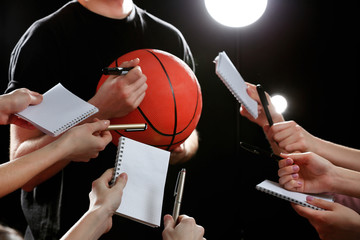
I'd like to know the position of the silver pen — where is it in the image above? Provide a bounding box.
[106,123,147,132]
[172,168,186,223]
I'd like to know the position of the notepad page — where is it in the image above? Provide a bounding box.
[214,51,258,119]
[114,137,170,227]
[256,180,334,210]
[16,83,98,136]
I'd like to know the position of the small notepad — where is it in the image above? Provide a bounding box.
[256,179,334,210]
[214,51,258,119]
[15,83,98,137]
[111,136,170,227]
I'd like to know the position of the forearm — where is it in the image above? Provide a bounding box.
[330,166,360,198]
[314,138,360,171]
[61,206,110,240]
[10,126,71,191]
[0,139,71,197]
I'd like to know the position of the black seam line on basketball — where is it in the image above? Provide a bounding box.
[137,107,173,136]
[146,50,177,150]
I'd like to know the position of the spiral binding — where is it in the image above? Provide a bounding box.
[52,107,98,136]
[110,137,126,186]
[256,186,323,211]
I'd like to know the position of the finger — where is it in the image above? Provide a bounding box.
[28,91,43,105]
[291,202,317,219]
[100,168,115,183]
[88,120,110,133]
[113,172,128,190]
[280,152,310,164]
[306,196,334,211]
[283,179,302,191]
[163,214,175,229]
[278,164,299,178]
[278,157,293,168]
[120,58,140,68]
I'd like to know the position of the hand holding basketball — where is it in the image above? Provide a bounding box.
[89,58,148,119]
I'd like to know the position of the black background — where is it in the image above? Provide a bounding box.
[0,0,359,239]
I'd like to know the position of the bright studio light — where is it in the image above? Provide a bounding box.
[271,95,288,114]
[204,0,268,27]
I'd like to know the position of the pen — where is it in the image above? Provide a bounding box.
[172,168,186,223]
[239,141,282,162]
[106,123,147,131]
[256,84,274,126]
[102,67,134,75]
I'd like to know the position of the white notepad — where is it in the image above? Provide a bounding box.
[111,136,170,227]
[15,83,98,137]
[214,51,258,119]
[256,179,334,210]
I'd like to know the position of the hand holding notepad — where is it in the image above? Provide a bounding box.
[256,180,334,210]
[16,83,98,136]
[111,136,170,227]
[214,51,258,119]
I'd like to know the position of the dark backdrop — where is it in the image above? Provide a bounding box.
[0,1,359,239]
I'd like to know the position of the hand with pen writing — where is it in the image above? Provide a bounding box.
[89,58,148,119]
[162,214,205,240]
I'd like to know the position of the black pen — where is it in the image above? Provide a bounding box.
[256,84,273,126]
[102,67,134,75]
[240,142,282,162]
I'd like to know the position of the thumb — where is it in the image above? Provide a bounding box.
[28,91,43,105]
[306,196,334,211]
[163,214,175,229]
[89,120,110,133]
[280,152,311,164]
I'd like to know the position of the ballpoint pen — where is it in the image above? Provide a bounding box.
[102,67,134,75]
[239,141,282,162]
[106,123,147,132]
[172,168,186,223]
[256,84,273,126]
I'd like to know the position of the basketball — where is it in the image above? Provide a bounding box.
[96,49,202,150]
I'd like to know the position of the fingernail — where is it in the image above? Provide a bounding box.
[104,120,110,125]
[292,173,298,179]
[286,158,293,165]
[292,165,299,171]
[306,196,314,202]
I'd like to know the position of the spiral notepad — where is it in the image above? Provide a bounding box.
[111,136,170,227]
[256,180,334,210]
[214,51,258,119]
[16,83,98,137]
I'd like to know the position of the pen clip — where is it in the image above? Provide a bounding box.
[174,168,186,196]
[174,170,181,196]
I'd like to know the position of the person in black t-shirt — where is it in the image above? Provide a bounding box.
[6,0,199,239]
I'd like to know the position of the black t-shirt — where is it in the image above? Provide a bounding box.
[6,1,194,239]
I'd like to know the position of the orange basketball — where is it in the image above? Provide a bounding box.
[96,49,202,150]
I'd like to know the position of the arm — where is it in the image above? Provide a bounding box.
[292,197,360,240]
[278,152,360,198]
[61,169,127,240]
[266,120,360,171]
[9,120,112,192]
